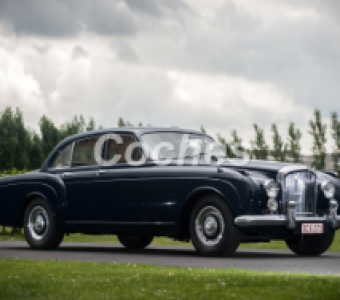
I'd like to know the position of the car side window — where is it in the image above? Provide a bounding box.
[50,143,73,169]
[71,136,102,167]
[105,134,141,164]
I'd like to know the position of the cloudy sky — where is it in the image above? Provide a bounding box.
[0,0,339,153]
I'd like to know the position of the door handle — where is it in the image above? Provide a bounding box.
[62,172,73,177]
[97,170,108,175]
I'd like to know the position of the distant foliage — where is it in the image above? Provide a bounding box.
[0,168,28,177]
[0,106,339,171]
[287,123,302,163]
[309,109,327,169]
[200,125,207,134]
[0,107,101,172]
[330,112,340,175]
[217,133,234,158]
[271,124,286,162]
[219,129,247,159]
[250,124,269,160]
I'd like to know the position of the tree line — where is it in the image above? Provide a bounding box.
[0,107,340,174]
[214,109,340,174]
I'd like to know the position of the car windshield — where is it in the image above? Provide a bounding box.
[141,132,223,161]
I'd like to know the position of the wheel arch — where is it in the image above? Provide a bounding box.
[18,185,63,229]
[179,186,233,238]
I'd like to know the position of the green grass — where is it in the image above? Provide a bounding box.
[0,259,339,300]
[1,227,340,252]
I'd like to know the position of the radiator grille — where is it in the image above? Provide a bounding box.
[282,171,317,215]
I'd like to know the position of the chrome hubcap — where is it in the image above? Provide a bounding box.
[27,206,49,240]
[195,206,225,246]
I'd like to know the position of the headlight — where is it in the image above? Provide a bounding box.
[264,180,279,199]
[321,181,335,199]
[267,198,278,213]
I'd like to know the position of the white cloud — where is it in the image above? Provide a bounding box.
[0,47,47,127]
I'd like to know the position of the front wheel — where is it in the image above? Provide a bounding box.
[24,198,64,250]
[286,231,335,256]
[117,235,153,249]
[190,195,241,257]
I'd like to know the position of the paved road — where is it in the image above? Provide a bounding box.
[0,241,339,274]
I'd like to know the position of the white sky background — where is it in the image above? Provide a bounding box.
[0,0,340,154]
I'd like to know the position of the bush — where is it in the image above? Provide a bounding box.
[0,169,27,177]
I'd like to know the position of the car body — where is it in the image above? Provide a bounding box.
[0,127,339,256]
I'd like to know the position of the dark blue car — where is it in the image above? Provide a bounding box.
[0,128,339,256]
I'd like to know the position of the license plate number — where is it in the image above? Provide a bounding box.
[301,223,324,234]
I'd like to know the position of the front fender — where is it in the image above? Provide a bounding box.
[184,179,242,217]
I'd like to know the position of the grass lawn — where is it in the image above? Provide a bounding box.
[1,227,340,252]
[0,259,339,300]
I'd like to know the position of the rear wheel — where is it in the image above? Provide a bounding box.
[117,235,153,249]
[24,198,64,250]
[189,194,241,257]
[286,231,335,256]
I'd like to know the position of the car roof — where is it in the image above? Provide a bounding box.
[63,127,208,142]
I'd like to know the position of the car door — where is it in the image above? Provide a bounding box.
[92,133,145,226]
[49,135,104,224]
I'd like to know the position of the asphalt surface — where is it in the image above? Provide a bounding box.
[0,241,339,274]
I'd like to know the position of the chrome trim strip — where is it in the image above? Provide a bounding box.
[234,215,287,227]
[64,221,175,225]
[235,215,339,227]
[287,201,296,229]
[329,200,338,229]
[68,141,75,168]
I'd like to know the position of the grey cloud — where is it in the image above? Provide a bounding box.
[0,0,80,36]
[33,44,50,55]
[0,0,190,37]
[0,0,137,36]
[129,1,340,115]
[71,45,89,60]
[213,0,262,33]
[111,41,139,63]
[125,0,191,16]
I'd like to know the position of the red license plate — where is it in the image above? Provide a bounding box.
[301,223,324,234]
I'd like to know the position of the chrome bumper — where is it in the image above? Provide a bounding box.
[235,199,340,230]
[235,215,340,228]
[234,215,340,229]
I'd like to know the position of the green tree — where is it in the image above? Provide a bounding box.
[59,115,86,140]
[28,131,43,169]
[309,109,327,169]
[0,107,17,170]
[39,115,60,159]
[217,133,234,158]
[200,126,206,134]
[118,117,126,127]
[230,130,245,159]
[271,124,286,162]
[287,123,302,163]
[13,108,31,170]
[330,112,340,175]
[250,124,269,160]
[118,118,134,127]
[86,117,96,131]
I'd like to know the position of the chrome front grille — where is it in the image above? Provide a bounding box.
[282,171,317,215]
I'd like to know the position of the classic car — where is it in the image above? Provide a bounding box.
[0,127,339,257]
